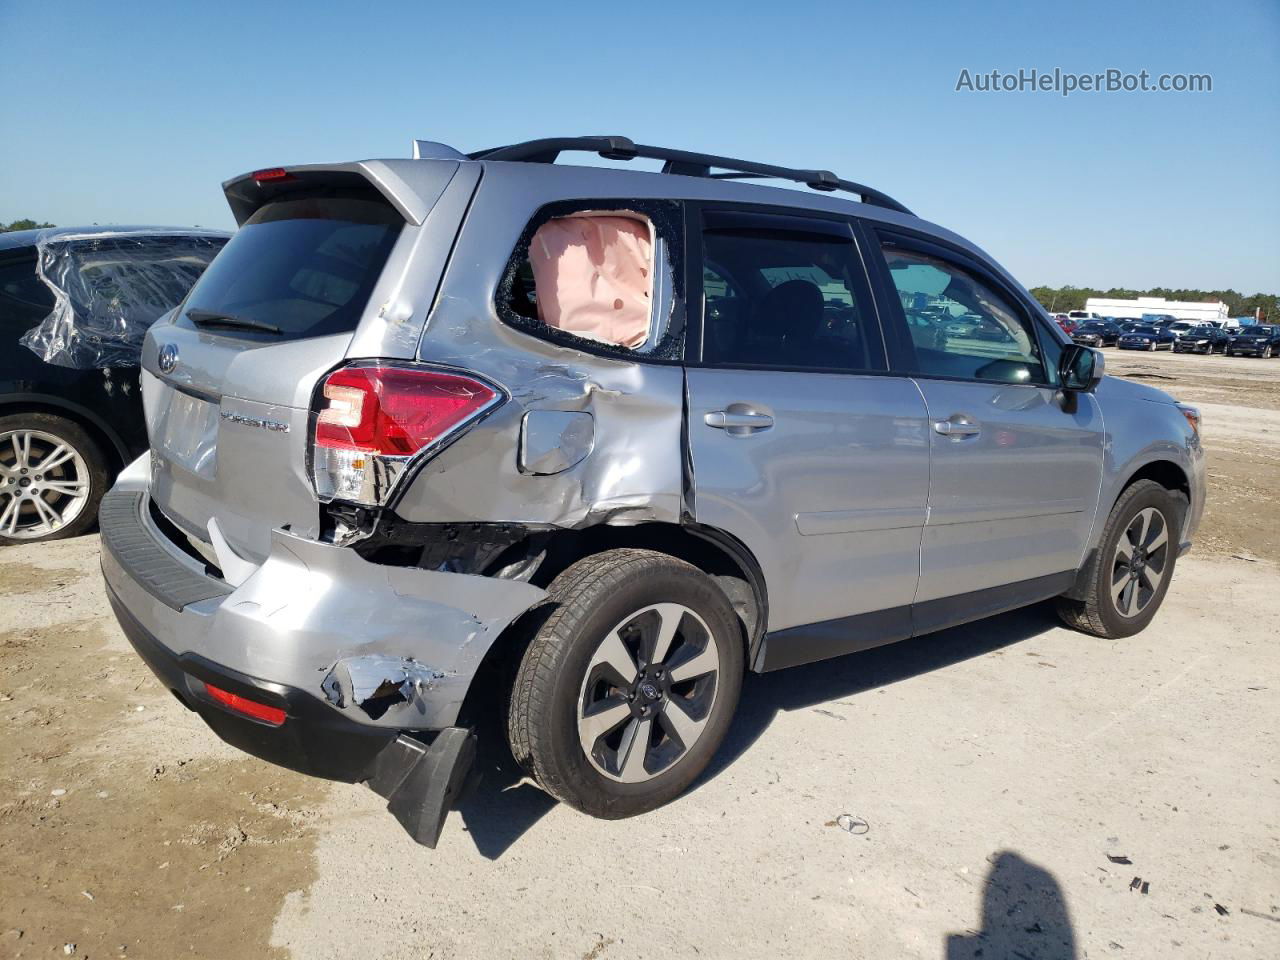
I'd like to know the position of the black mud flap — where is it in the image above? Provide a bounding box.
[366,728,476,848]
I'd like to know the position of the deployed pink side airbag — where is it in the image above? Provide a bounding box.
[529,214,653,348]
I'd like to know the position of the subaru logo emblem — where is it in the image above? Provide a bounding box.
[158,343,179,375]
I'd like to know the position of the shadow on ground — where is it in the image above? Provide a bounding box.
[946,851,1078,959]
[702,599,1062,783]
[454,600,1061,859]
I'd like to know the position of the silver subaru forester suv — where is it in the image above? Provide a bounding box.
[100,137,1204,846]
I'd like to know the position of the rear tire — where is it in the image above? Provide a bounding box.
[0,413,109,545]
[1057,479,1186,638]
[507,548,744,819]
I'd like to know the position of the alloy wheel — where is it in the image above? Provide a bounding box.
[0,430,90,540]
[577,602,720,783]
[1110,506,1170,618]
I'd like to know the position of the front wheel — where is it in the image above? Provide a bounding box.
[507,549,744,818]
[1058,479,1186,638]
[1265,345,1274,359]
[0,413,109,545]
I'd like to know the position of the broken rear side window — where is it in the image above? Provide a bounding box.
[499,200,683,359]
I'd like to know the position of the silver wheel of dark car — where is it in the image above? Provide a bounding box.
[577,602,720,784]
[0,428,92,541]
[1110,506,1170,619]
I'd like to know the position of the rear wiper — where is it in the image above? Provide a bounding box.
[186,308,282,334]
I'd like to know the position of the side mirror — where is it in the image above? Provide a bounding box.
[1060,343,1104,392]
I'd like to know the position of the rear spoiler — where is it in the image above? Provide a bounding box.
[221,159,462,227]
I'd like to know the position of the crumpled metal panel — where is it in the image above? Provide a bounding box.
[20,228,228,369]
[99,502,548,730]
[320,655,446,720]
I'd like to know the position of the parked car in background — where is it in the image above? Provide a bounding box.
[1055,314,1077,334]
[1067,310,1103,325]
[97,136,1204,846]
[1118,324,1178,351]
[0,226,228,543]
[1141,313,1178,326]
[1072,320,1122,347]
[1225,325,1280,358]
[1173,324,1231,354]
[944,315,981,338]
[1165,321,1197,340]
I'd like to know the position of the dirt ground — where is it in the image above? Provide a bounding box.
[2,352,1278,960]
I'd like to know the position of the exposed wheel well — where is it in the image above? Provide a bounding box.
[0,400,127,472]
[1119,459,1189,501]
[454,522,766,728]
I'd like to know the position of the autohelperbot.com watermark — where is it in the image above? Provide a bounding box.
[955,68,1212,97]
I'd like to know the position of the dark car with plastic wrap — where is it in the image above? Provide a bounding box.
[0,227,228,543]
[1225,325,1280,358]
[1173,324,1231,354]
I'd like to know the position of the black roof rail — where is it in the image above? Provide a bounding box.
[468,136,913,216]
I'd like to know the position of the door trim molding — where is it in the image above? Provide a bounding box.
[753,570,1074,672]
[795,506,928,536]
[754,604,911,672]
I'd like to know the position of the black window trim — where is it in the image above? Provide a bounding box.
[685,199,894,376]
[867,224,1063,388]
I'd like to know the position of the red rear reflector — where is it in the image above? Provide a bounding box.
[315,366,499,456]
[203,682,286,726]
[252,167,295,183]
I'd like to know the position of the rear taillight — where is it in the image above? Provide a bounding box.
[310,364,501,506]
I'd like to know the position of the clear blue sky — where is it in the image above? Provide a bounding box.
[2,0,1276,294]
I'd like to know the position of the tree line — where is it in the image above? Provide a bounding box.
[1030,285,1277,320]
[0,219,56,233]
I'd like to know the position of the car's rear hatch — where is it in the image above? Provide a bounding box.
[141,159,477,566]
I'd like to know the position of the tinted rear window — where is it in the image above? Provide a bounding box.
[180,194,402,340]
[0,253,54,337]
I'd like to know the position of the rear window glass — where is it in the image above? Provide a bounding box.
[180,195,402,340]
[0,254,54,336]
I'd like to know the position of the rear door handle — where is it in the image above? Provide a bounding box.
[705,409,774,433]
[933,415,981,438]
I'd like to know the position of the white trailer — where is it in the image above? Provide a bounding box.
[1084,296,1229,324]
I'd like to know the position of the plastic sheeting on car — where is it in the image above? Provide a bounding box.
[20,229,228,369]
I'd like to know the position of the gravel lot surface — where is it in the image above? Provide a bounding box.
[3,351,1277,959]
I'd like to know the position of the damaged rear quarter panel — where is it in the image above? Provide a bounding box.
[392,172,687,529]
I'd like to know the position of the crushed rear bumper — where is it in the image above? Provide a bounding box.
[98,466,546,846]
[106,581,475,846]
